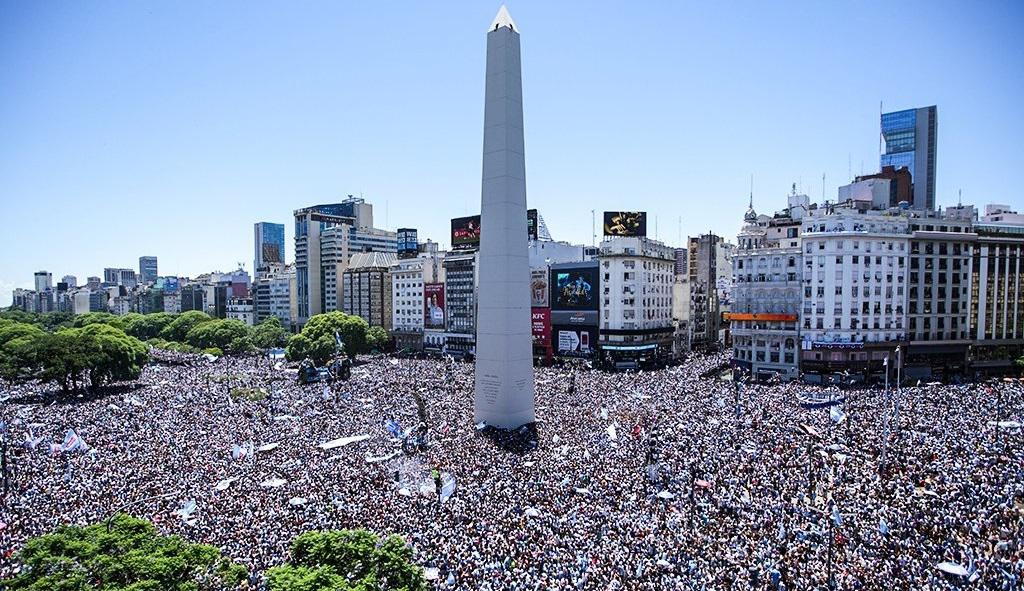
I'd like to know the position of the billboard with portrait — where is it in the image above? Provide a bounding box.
[551,266,599,311]
[424,283,445,329]
[530,269,549,308]
[451,216,481,250]
[603,211,648,237]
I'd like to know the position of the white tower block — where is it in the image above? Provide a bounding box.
[474,5,535,428]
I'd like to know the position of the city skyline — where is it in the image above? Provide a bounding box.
[3,1,1023,305]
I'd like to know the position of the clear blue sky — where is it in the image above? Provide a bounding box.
[2,1,1022,304]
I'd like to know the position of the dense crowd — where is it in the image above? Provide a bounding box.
[0,351,1021,589]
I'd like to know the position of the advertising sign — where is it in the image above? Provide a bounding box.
[527,208,539,241]
[530,269,549,308]
[397,228,419,259]
[551,266,599,311]
[554,325,597,354]
[603,211,648,237]
[451,216,482,250]
[424,283,445,329]
[531,307,551,347]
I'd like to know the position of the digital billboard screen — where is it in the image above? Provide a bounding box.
[527,208,538,241]
[397,228,419,259]
[603,211,648,237]
[551,266,599,311]
[451,216,481,250]
[424,283,445,329]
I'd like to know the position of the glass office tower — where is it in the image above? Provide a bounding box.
[254,222,286,272]
[881,105,937,210]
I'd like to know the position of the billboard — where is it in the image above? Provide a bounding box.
[603,211,648,237]
[424,283,445,329]
[531,307,551,348]
[551,266,599,311]
[530,269,549,307]
[451,216,481,250]
[397,228,419,259]
[554,325,597,355]
[527,208,539,241]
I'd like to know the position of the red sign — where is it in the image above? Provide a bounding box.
[531,307,551,347]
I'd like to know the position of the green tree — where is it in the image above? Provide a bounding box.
[336,315,369,360]
[77,324,149,389]
[266,530,426,591]
[0,322,47,383]
[184,319,252,353]
[366,326,390,351]
[285,333,336,365]
[1,514,248,591]
[71,311,127,331]
[125,312,176,341]
[160,310,212,342]
[251,316,289,350]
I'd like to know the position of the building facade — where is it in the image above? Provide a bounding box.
[254,222,286,274]
[880,105,937,210]
[730,200,804,381]
[342,252,396,330]
[443,250,478,355]
[688,233,726,350]
[391,251,445,351]
[138,256,158,285]
[598,237,675,367]
[253,263,294,329]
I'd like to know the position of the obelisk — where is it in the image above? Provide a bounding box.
[474,5,535,428]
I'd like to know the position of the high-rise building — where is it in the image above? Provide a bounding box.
[673,248,688,276]
[86,276,101,290]
[34,271,52,292]
[254,222,286,274]
[62,275,78,288]
[294,200,396,327]
[880,105,937,210]
[391,250,445,351]
[103,268,137,289]
[254,263,295,329]
[444,250,479,354]
[688,233,725,350]
[342,252,397,330]
[473,5,535,428]
[138,256,158,284]
[597,238,675,367]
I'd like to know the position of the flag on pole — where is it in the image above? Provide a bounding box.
[883,355,889,367]
[334,330,344,350]
[831,504,843,526]
[24,428,44,451]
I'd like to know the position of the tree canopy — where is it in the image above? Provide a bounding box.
[265,530,426,591]
[251,316,290,350]
[1,514,248,591]
[160,311,213,342]
[125,312,176,341]
[0,320,148,392]
[185,319,253,354]
[286,312,370,363]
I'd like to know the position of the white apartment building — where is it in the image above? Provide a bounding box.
[598,236,676,366]
[163,293,181,314]
[254,263,295,329]
[391,251,445,351]
[799,206,910,379]
[227,297,256,326]
[730,200,803,380]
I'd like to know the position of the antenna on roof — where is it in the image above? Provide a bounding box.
[749,173,754,209]
[958,189,962,207]
[822,173,826,202]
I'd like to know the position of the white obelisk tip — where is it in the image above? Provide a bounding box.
[490,5,517,32]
